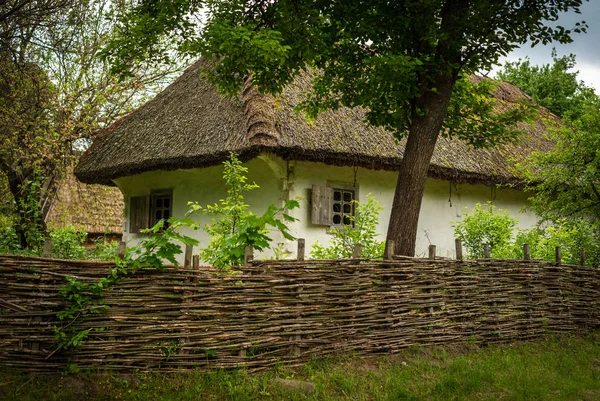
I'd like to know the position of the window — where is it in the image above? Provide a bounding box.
[311,185,356,226]
[332,188,355,226]
[151,191,172,227]
[129,189,173,234]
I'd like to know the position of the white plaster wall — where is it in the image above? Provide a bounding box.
[114,156,286,263]
[115,153,537,263]
[288,160,537,259]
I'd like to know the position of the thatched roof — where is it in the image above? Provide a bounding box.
[75,59,558,187]
[46,165,123,234]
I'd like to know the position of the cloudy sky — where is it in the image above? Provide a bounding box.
[490,1,600,91]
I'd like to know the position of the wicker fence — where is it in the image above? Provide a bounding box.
[1,248,599,373]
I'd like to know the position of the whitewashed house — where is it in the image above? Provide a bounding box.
[75,60,558,260]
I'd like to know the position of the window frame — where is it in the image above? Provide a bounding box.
[311,182,358,227]
[149,189,173,228]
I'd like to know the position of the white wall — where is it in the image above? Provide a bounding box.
[115,153,537,262]
[114,156,286,263]
[288,160,536,259]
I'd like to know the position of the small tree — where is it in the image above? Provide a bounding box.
[311,194,384,259]
[190,153,298,269]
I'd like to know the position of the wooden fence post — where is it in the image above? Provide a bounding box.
[245,246,254,266]
[555,247,562,265]
[297,238,305,261]
[184,244,193,269]
[580,247,585,266]
[181,245,194,355]
[385,240,395,260]
[240,246,252,358]
[117,241,126,259]
[523,244,531,261]
[292,285,303,357]
[353,243,362,259]
[455,239,463,261]
[428,245,436,260]
[42,239,52,257]
[483,244,491,259]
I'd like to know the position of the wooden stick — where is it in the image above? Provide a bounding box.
[483,244,491,259]
[297,238,305,261]
[245,246,254,266]
[555,246,562,265]
[42,239,52,258]
[428,245,436,260]
[455,239,463,261]
[385,240,395,260]
[353,243,362,258]
[117,241,126,259]
[184,244,193,269]
[523,244,531,261]
[580,247,585,266]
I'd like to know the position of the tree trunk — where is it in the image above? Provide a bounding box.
[385,75,458,257]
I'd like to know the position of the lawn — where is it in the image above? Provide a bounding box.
[1,333,599,400]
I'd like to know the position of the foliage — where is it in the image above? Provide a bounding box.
[452,203,600,266]
[190,153,298,269]
[87,237,120,261]
[0,225,20,255]
[512,220,600,267]
[0,0,183,250]
[496,50,595,120]
[516,89,600,264]
[49,225,88,260]
[104,0,584,256]
[311,194,385,259]
[452,203,517,259]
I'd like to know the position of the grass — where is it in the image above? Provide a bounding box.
[1,333,599,400]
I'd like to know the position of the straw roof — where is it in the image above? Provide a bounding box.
[46,164,123,234]
[75,59,558,187]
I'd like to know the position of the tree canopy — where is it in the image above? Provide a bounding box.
[104,0,587,256]
[497,50,595,120]
[0,0,184,250]
[502,53,600,264]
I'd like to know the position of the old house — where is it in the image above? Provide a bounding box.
[75,59,557,259]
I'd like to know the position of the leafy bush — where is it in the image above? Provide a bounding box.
[452,202,517,259]
[0,224,21,255]
[49,225,88,259]
[189,153,298,269]
[453,203,600,266]
[311,194,385,259]
[87,237,120,261]
[513,220,600,266]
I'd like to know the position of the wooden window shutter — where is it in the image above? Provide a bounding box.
[129,195,149,234]
[311,185,333,225]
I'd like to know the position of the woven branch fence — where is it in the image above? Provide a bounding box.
[1,248,599,373]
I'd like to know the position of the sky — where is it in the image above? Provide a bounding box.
[490,1,600,91]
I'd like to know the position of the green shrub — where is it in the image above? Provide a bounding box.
[513,220,600,266]
[453,203,600,266]
[49,225,88,260]
[311,194,385,259]
[0,224,21,255]
[452,202,517,259]
[88,237,120,261]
